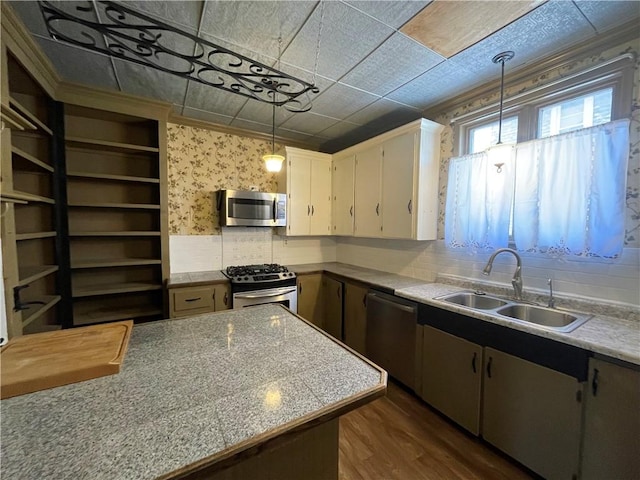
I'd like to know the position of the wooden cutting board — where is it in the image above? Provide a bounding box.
[0,320,133,400]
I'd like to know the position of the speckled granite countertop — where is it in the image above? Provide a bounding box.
[167,270,228,287]
[296,263,640,367]
[395,283,640,367]
[291,262,427,292]
[1,305,386,480]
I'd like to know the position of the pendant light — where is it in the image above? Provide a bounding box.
[488,50,515,173]
[264,37,285,173]
[263,101,285,172]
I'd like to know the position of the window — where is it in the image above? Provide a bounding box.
[455,54,633,156]
[469,116,518,153]
[447,54,634,257]
[537,87,613,138]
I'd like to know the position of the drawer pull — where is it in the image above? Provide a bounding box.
[185,297,202,302]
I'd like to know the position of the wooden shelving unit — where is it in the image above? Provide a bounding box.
[5,53,64,334]
[64,104,165,326]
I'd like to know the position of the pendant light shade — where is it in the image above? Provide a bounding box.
[263,153,285,172]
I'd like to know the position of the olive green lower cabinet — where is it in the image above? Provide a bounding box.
[296,273,324,328]
[482,348,583,480]
[421,325,483,435]
[581,357,640,480]
[169,283,230,319]
[342,282,368,355]
[322,276,343,340]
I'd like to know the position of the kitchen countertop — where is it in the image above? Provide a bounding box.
[167,269,228,287]
[166,262,639,366]
[0,304,386,480]
[297,263,640,367]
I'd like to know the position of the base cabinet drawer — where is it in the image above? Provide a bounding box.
[170,286,216,318]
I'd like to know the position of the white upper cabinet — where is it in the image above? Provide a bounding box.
[332,154,355,236]
[354,144,382,238]
[280,147,332,236]
[334,118,444,240]
[381,131,415,239]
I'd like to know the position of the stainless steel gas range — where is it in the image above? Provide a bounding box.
[222,264,297,313]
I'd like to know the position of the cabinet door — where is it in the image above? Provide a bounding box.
[343,283,368,355]
[332,155,354,236]
[482,347,582,480]
[297,274,324,327]
[422,325,483,435]
[309,157,331,236]
[322,276,343,340]
[286,155,311,236]
[381,132,415,239]
[213,283,231,311]
[354,145,382,237]
[581,358,640,480]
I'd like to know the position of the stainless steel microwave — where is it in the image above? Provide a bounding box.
[217,189,286,227]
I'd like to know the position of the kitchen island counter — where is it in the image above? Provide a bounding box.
[0,304,386,480]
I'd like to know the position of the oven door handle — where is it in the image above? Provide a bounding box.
[234,287,297,299]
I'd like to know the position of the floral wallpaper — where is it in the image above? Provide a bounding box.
[167,124,281,235]
[433,39,640,248]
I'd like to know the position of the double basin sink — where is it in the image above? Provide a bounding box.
[435,291,592,333]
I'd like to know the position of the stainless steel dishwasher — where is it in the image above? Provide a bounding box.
[366,290,417,390]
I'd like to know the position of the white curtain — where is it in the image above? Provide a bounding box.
[445,119,629,258]
[445,147,515,250]
[514,119,629,257]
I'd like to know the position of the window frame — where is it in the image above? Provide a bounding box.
[454,54,634,156]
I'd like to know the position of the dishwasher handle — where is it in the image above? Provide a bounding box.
[367,292,416,314]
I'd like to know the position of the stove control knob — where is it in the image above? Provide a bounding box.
[244,276,249,281]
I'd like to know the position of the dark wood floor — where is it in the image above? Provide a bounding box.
[339,381,536,480]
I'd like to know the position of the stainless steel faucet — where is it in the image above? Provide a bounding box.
[482,248,523,300]
[547,278,555,308]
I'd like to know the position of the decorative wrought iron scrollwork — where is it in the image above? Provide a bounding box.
[37,1,319,112]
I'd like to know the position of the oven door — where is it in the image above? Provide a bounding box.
[232,285,297,313]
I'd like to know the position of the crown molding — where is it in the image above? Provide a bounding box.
[423,20,640,119]
[57,81,172,120]
[168,112,318,151]
[1,3,59,98]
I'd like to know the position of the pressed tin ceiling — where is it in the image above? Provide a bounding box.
[7,0,639,153]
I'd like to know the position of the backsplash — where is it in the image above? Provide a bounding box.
[170,232,337,273]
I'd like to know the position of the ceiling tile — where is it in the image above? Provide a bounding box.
[310,83,379,120]
[345,98,422,125]
[386,58,479,109]
[317,120,367,139]
[281,1,395,81]
[199,1,317,61]
[183,79,248,117]
[401,0,544,58]
[279,112,341,136]
[341,32,444,96]
[36,38,119,90]
[343,1,432,29]
[9,0,52,37]
[112,0,205,30]
[573,1,640,32]
[450,1,595,81]
[113,60,188,105]
[182,107,234,126]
